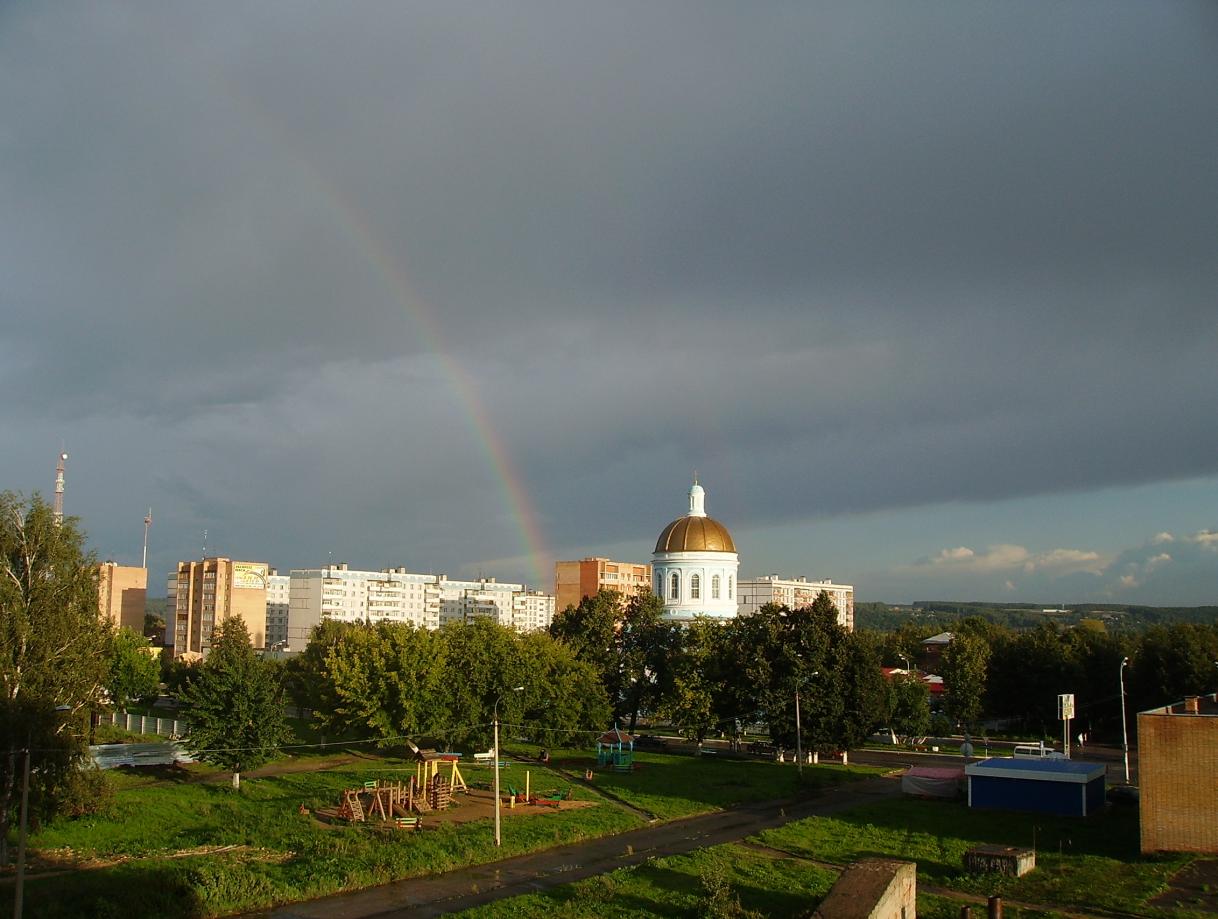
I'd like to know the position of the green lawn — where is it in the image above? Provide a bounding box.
[538,747,881,819]
[15,746,864,918]
[455,796,1206,919]
[457,843,839,918]
[13,757,640,919]
[756,798,1194,918]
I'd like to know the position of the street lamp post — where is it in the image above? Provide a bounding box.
[1119,657,1130,784]
[795,671,819,778]
[493,686,524,847]
[15,705,69,919]
[898,652,912,673]
[13,738,31,919]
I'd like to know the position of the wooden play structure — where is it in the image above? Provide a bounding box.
[331,769,461,828]
[596,725,635,772]
[414,751,467,794]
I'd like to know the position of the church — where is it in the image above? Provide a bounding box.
[652,478,740,622]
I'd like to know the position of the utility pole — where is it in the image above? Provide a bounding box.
[13,742,31,919]
[1119,657,1130,784]
[493,686,524,847]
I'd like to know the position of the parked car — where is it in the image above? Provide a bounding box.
[1012,743,1066,760]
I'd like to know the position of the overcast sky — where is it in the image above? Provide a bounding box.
[3,2,1216,605]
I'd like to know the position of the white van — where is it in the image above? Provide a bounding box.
[1012,743,1065,760]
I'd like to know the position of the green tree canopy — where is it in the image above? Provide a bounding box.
[887,672,931,744]
[0,493,111,862]
[942,632,990,729]
[106,627,160,711]
[180,617,290,788]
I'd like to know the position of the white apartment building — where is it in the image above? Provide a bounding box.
[285,564,555,648]
[736,574,855,632]
[265,571,291,648]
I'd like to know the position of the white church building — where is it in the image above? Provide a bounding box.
[652,479,740,622]
[650,478,855,629]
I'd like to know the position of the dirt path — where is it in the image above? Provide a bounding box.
[248,776,902,919]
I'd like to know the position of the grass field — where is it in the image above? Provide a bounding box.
[756,797,1190,915]
[10,743,867,917]
[455,796,1204,919]
[456,843,840,918]
[528,746,882,819]
[13,757,640,918]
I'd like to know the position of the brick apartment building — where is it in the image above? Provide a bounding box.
[171,557,269,658]
[554,557,652,613]
[1138,692,1218,853]
[97,562,147,632]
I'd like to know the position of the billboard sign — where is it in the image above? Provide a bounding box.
[1057,693,1075,720]
[232,562,268,590]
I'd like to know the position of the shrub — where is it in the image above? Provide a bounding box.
[55,768,117,819]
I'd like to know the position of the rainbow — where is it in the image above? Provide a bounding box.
[327,190,550,586]
[224,91,549,586]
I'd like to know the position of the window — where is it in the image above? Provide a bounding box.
[712,574,721,599]
[670,572,680,600]
[690,574,700,599]
[728,576,734,599]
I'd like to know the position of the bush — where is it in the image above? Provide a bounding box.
[55,768,117,819]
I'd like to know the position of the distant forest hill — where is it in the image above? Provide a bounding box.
[856,600,1218,632]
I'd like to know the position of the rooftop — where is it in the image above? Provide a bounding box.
[1140,692,1218,717]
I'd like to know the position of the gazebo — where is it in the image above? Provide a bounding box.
[596,725,635,771]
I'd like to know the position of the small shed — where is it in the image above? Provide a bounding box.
[596,726,635,771]
[965,757,1106,817]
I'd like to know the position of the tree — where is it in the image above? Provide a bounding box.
[549,588,672,730]
[1,493,111,863]
[887,673,931,744]
[106,627,160,711]
[942,632,990,729]
[320,621,452,745]
[658,619,719,742]
[180,617,290,789]
[618,591,671,731]
[143,611,166,645]
[1128,624,1218,714]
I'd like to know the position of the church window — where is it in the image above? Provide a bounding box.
[690,574,700,599]
[728,576,734,599]
[712,575,721,599]
[670,572,680,600]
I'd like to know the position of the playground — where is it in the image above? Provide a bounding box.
[310,751,592,831]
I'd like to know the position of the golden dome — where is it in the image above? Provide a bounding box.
[654,515,737,553]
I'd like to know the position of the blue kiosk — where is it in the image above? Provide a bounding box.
[965,758,1107,817]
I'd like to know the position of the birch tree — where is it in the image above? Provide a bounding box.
[0,493,110,863]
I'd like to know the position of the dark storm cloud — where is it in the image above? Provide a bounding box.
[2,2,1215,587]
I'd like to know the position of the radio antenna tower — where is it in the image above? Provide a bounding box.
[53,451,68,526]
[142,508,153,568]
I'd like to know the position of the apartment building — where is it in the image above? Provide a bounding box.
[171,558,269,658]
[1138,693,1218,854]
[98,562,147,632]
[285,564,555,647]
[736,574,855,632]
[265,571,291,649]
[555,557,653,612]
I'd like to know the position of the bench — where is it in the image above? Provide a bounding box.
[472,750,495,763]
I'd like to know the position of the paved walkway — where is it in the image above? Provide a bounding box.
[255,777,902,919]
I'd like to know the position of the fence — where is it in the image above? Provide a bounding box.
[103,710,187,738]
